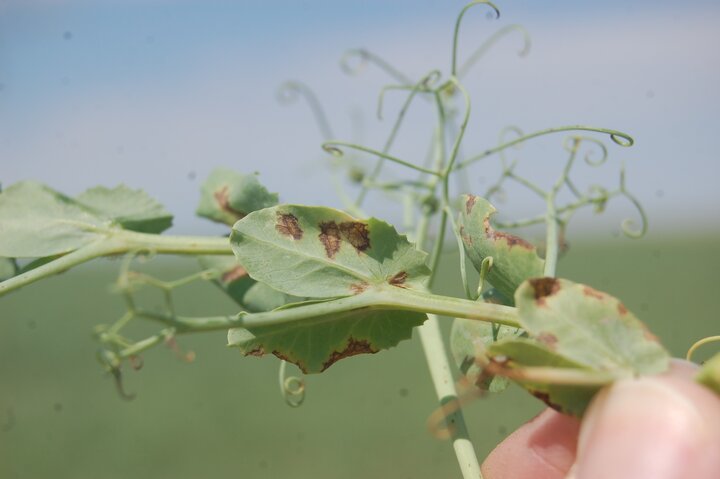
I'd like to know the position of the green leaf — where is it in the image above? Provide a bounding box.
[450,317,521,392]
[0,181,172,258]
[459,195,544,304]
[696,352,720,396]
[0,181,107,257]
[487,338,601,416]
[197,255,256,306]
[230,205,430,298]
[198,255,298,312]
[0,257,17,281]
[76,185,172,234]
[197,169,278,226]
[228,297,425,373]
[515,277,670,375]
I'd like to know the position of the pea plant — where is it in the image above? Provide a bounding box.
[1,2,718,477]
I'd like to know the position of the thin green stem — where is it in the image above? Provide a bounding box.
[418,315,482,479]
[455,125,634,170]
[0,233,232,298]
[323,141,441,177]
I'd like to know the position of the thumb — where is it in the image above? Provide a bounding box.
[568,360,720,479]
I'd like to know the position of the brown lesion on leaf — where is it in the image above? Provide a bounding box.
[536,332,558,349]
[582,286,605,301]
[529,390,566,414]
[483,216,534,250]
[221,265,248,284]
[321,338,378,372]
[617,302,628,315]
[276,212,303,240]
[339,221,370,252]
[318,221,342,259]
[465,195,477,214]
[213,185,246,220]
[350,282,369,295]
[459,225,472,246]
[388,271,408,288]
[246,345,265,357]
[529,278,560,304]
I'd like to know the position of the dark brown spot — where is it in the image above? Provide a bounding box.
[276,213,303,240]
[321,338,378,372]
[388,271,408,287]
[483,217,534,249]
[582,286,605,301]
[536,332,558,349]
[529,390,565,413]
[529,277,560,302]
[465,195,477,214]
[221,265,247,283]
[350,282,369,295]
[246,346,265,357]
[339,221,370,252]
[213,185,246,220]
[268,350,310,374]
[617,303,628,315]
[319,221,341,259]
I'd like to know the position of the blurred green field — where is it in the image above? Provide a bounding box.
[1,236,718,479]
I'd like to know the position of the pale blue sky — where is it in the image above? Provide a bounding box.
[1,0,719,237]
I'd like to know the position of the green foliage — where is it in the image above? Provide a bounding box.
[2,4,711,477]
[228,297,426,373]
[76,185,173,234]
[486,338,600,416]
[0,181,172,258]
[230,204,430,298]
[450,318,520,392]
[196,168,278,226]
[459,195,544,304]
[514,278,669,375]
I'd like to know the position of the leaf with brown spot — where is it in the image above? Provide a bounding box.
[228,296,425,373]
[231,204,430,298]
[197,255,298,312]
[459,195,544,304]
[486,338,600,416]
[319,221,341,258]
[275,213,303,240]
[196,168,278,226]
[515,278,670,376]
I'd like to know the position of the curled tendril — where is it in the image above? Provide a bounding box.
[339,48,412,85]
[687,336,720,361]
[376,70,441,120]
[276,81,334,140]
[322,141,442,177]
[564,136,608,167]
[279,360,305,408]
[452,1,501,76]
[457,24,531,79]
[97,349,135,401]
[457,126,634,171]
[165,336,196,363]
[610,132,634,147]
[498,125,524,169]
[619,166,648,238]
[587,185,610,213]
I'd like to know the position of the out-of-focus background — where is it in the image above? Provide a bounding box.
[1,1,719,478]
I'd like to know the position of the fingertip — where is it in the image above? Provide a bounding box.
[481,408,580,479]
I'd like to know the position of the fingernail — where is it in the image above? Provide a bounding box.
[573,377,708,479]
